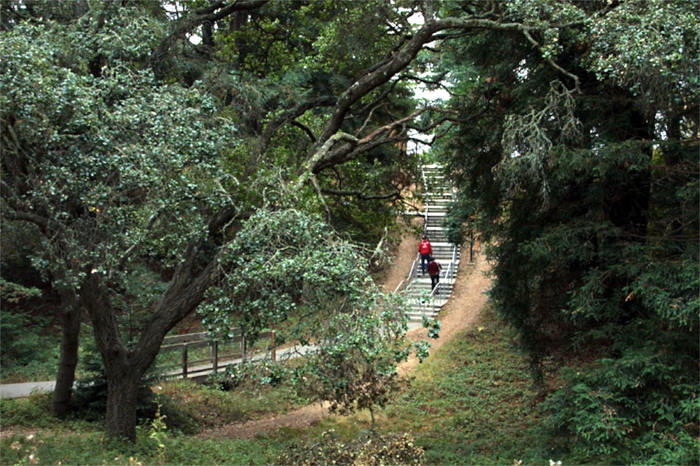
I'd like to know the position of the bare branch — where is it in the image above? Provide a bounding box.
[312,106,474,174]
[260,96,336,153]
[244,96,336,177]
[1,180,60,233]
[352,80,398,120]
[291,120,317,143]
[408,105,490,132]
[2,208,55,232]
[312,134,405,175]
[355,103,387,137]
[522,29,581,93]
[320,188,401,201]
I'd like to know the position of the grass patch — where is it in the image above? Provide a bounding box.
[0,354,62,384]
[388,313,553,464]
[0,377,306,465]
[288,307,560,465]
[0,423,291,465]
[154,377,309,429]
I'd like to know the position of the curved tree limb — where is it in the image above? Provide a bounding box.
[147,0,270,70]
[259,96,336,154]
[291,120,317,143]
[522,29,581,93]
[244,96,336,178]
[307,16,580,177]
[312,17,532,152]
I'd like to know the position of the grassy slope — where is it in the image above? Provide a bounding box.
[306,306,557,465]
[0,307,563,465]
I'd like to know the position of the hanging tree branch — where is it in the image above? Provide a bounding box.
[306,15,581,176]
[320,188,401,201]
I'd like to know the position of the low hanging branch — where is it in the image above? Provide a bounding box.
[521,29,581,93]
[310,108,429,174]
[311,105,483,175]
[310,16,535,151]
[304,15,583,178]
[320,188,401,201]
[243,96,337,178]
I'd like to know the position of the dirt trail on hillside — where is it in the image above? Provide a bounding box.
[197,236,491,440]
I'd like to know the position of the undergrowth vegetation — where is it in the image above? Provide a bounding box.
[3,306,693,464]
[383,313,552,464]
[1,307,563,465]
[300,306,557,465]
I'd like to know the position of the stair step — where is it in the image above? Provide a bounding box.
[403,164,459,322]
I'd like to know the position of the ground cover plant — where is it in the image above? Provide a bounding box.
[5,304,695,465]
[295,306,558,465]
[385,315,552,464]
[0,376,307,465]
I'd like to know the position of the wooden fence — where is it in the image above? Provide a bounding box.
[157,329,276,380]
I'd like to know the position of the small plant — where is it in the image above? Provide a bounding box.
[421,315,441,339]
[413,340,431,363]
[207,359,292,392]
[147,402,168,464]
[0,393,55,428]
[280,429,425,466]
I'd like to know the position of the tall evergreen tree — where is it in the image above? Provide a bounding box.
[435,1,699,462]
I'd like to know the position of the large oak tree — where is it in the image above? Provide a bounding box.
[433,1,698,462]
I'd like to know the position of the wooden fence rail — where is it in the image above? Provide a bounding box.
[157,329,276,380]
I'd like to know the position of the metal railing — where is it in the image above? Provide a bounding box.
[396,164,460,320]
[429,249,457,300]
[394,253,420,293]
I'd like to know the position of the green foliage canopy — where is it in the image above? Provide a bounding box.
[432,0,699,462]
[1,20,237,289]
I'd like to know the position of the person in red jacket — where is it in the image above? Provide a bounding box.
[427,256,442,290]
[418,236,433,275]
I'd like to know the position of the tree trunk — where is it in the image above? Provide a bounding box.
[82,245,221,441]
[104,362,141,442]
[51,281,82,418]
[82,272,142,441]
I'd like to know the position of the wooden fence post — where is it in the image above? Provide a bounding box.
[212,341,219,373]
[270,331,276,362]
[182,344,188,379]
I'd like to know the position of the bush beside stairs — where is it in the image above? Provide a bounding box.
[398,164,462,327]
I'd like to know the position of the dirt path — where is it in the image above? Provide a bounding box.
[197,237,491,440]
[401,245,490,373]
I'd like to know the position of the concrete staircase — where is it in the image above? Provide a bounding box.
[396,164,461,327]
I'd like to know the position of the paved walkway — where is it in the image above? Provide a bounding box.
[0,381,57,399]
[0,344,319,400]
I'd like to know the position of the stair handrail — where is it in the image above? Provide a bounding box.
[394,253,420,293]
[423,205,429,236]
[427,258,455,301]
[401,163,462,323]
[449,246,458,279]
